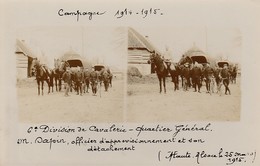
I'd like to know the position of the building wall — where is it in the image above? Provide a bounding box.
[128,49,151,75]
[128,49,150,64]
[16,53,28,79]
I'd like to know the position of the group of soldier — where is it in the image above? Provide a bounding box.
[177,62,234,95]
[62,67,108,97]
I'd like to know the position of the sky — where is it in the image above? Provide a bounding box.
[16,26,127,70]
[133,26,242,64]
[16,25,242,71]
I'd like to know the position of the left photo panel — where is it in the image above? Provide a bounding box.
[16,26,127,123]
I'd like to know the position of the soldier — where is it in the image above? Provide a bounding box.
[62,67,71,97]
[220,64,231,95]
[214,66,222,93]
[83,68,91,93]
[90,67,99,96]
[101,69,111,92]
[106,67,113,87]
[191,62,202,93]
[74,66,84,96]
[203,63,215,94]
[182,63,190,91]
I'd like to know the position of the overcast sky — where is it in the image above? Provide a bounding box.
[16,26,127,70]
[16,25,242,70]
[133,26,242,63]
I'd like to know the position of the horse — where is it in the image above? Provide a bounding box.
[54,59,70,91]
[148,51,168,93]
[47,69,55,93]
[165,62,181,91]
[32,59,51,95]
[178,55,193,88]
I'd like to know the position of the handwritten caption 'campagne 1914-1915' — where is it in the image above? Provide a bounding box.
[57,8,164,21]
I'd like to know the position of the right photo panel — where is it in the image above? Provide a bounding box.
[127,26,241,122]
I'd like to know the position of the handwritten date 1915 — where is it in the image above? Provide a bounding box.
[159,148,256,165]
[114,8,163,19]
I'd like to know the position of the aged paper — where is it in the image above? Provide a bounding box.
[1,0,260,165]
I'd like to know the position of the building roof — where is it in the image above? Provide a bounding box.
[128,27,161,55]
[16,39,37,58]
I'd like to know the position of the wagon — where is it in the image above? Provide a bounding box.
[60,50,84,68]
[217,61,229,68]
[190,55,208,65]
[180,46,210,67]
[59,50,92,72]
[93,64,105,71]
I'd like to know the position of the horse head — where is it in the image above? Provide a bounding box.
[149,51,163,65]
[32,59,41,68]
[178,55,192,66]
[59,61,70,72]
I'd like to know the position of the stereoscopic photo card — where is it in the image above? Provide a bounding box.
[0,0,260,165]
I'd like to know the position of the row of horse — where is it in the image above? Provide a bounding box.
[148,53,238,93]
[33,60,112,95]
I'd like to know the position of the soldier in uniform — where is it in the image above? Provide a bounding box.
[90,67,99,96]
[62,67,71,97]
[74,66,84,95]
[191,62,202,93]
[182,63,190,91]
[214,65,222,93]
[203,63,215,93]
[83,68,91,93]
[220,64,231,95]
[106,67,113,87]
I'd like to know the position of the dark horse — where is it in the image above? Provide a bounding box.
[53,59,70,91]
[33,60,51,95]
[177,55,193,88]
[148,51,168,93]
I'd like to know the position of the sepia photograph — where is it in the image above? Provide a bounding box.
[127,26,241,122]
[1,0,260,165]
[16,26,127,123]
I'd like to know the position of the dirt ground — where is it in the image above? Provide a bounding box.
[17,77,124,123]
[127,75,241,122]
[17,75,241,123]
